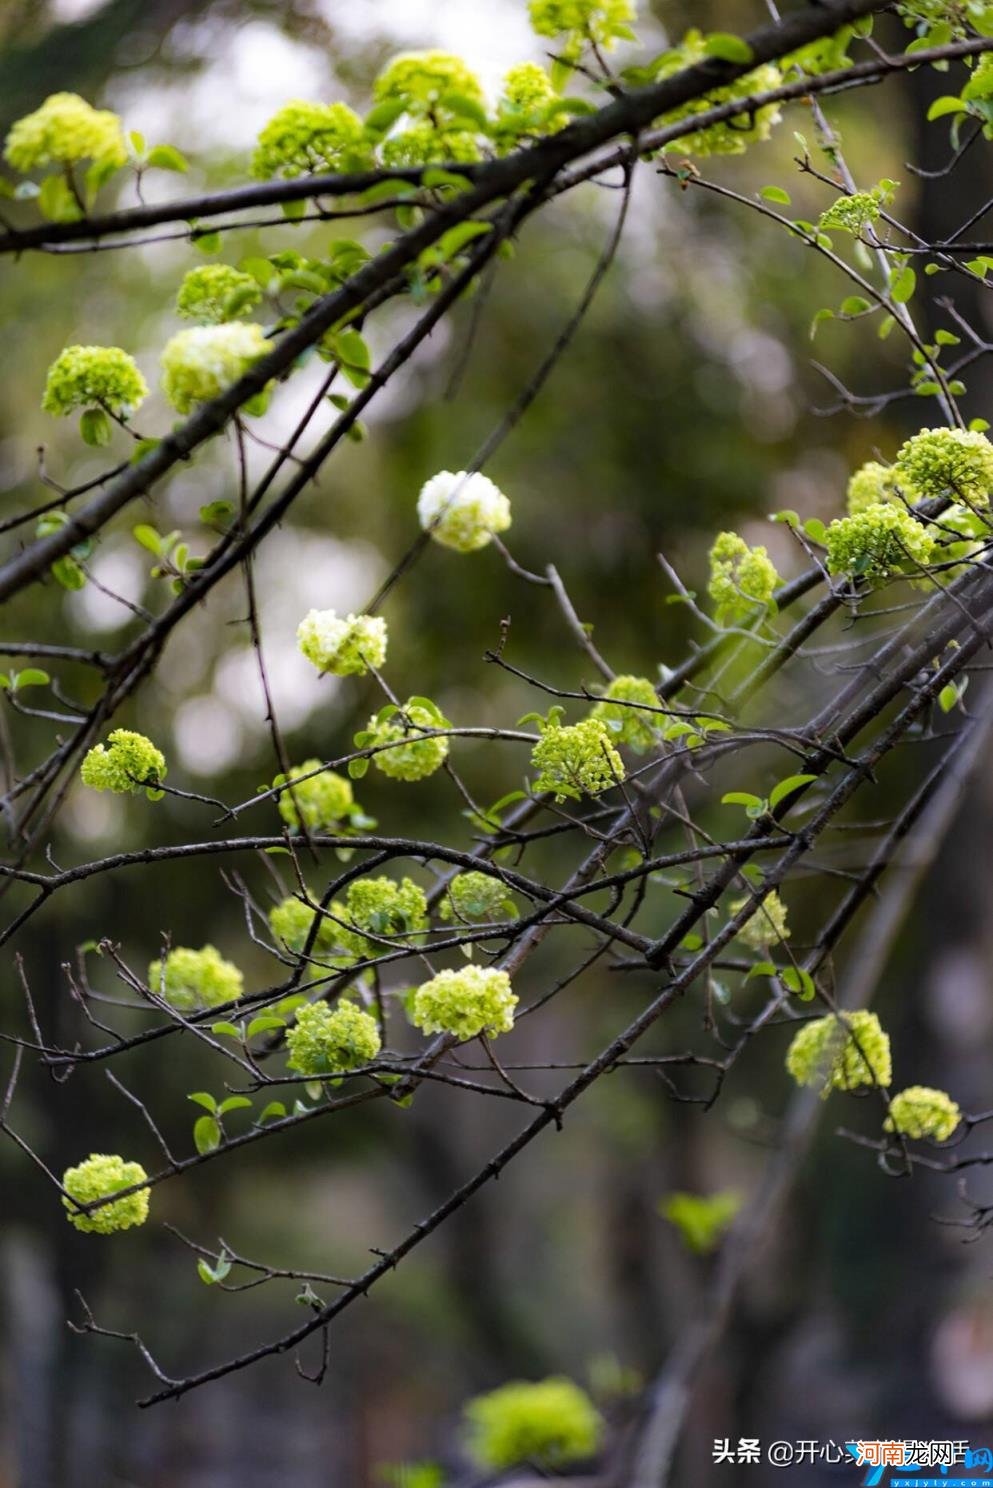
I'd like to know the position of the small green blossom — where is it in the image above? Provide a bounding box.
[731,890,789,951]
[896,1,974,35]
[80,729,166,797]
[825,503,935,583]
[412,965,517,1041]
[819,191,884,235]
[590,675,661,752]
[5,92,127,173]
[62,1153,149,1235]
[252,100,368,180]
[147,944,243,1012]
[269,895,346,958]
[276,761,354,832]
[708,531,780,624]
[884,1085,961,1141]
[963,53,993,102]
[895,427,993,506]
[382,125,482,167]
[365,701,449,782]
[286,999,381,1075]
[529,0,635,51]
[785,1010,892,1095]
[42,345,148,417]
[846,459,916,515]
[161,323,270,413]
[417,470,512,552]
[339,875,429,958]
[373,51,485,113]
[494,64,560,149]
[176,264,262,324]
[465,1377,602,1471]
[654,34,782,157]
[532,718,624,800]
[297,609,388,677]
[442,870,513,923]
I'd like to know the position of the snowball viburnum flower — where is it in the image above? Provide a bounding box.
[42,346,148,417]
[731,890,790,951]
[338,875,429,957]
[362,700,450,782]
[382,125,482,167]
[825,503,935,582]
[160,323,270,413]
[269,896,346,958]
[276,761,354,832]
[895,427,993,505]
[819,191,885,234]
[708,531,780,624]
[531,718,624,801]
[785,1010,891,1096]
[589,675,661,753]
[80,729,166,797]
[465,1377,602,1471]
[62,1154,149,1234]
[417,470,512,553]
[884,1085,961,1141]
[442,870,513,923]
[252,100,368,180]
[373,51,485,113]
[411,965,517,1041]
[176,264,262,324]
[846,459,915,515]
[529,0,635,51]
[4,92,127,172]
[285,1000,381,1076]
[653,33,782,156]
[147,945,243,1012]
[297,609,387,677]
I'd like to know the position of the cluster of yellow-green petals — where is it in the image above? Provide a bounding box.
[251,100,368,180]
[412,965,517,1041]
[528,0,635,50]
[62,1154,149,1235]
[175,264,262,324]
[366,702,449,781]
[846,459,915,515]
[825,503,935,582]
[654,34,782,157]
[269,895,344,958]
[884,1085,961,1141]
[337,875,429,958]
[731,890,789,951]
[895,427,993,505]
[296,608,387,677]
[963,52,993,102]
[896,0,973,34]
[443,870,512,923]
[382,125,482,167]
[277,761,354,832]
[417,470,512,553]
[503,62,558,115]
[532,718,624,800]
[147,944,243,1012]
[786,1010,892,1095]
[374,51,485,112]
[42,345,148,417]
[465,1377,602,1471]
[4,92,127,173]
[285,999,381,1075]
[80,729,166,796]
[707,531,780,624]
[819,191,883,234]
[590,674,661,753]
[160,322,270,414]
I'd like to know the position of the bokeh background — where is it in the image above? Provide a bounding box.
[1,2,993,1484]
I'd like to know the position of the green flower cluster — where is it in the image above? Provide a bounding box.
[786,1010,892,1095]
[176,264,262,324]
[363,700,450,781]
[654,33,783,157]
[374,51,486,166]
[825,503,935,582]
[297,609,388,677]
[62,1153,149,1235]
[493,63,562,151]
[590,674,660,752]
[417,470,512,553]
[707,531,780,624]
[531,718,625,800]
[269,895,343,958]
[4,92,127,173]
[529,0,635,52]
[252,100,367,180]
[286,999,381,1075]
[334,875,429,958]
[382,123,481,168]
[465,1376,602,1471]
[819,191,884,235]
[147,944,243,1012]
[411,965,517,1041]
[276,761,354,832]
[80,729,166,797]
[161,323,270,413]
[963,53,993,102]
[442,870,513,923]
[846,459,914,515]
[732,890,789,951]
[884,1085,961,1141]
[895,427,993,505]
[896,1,978,36]
[42,345,148,417]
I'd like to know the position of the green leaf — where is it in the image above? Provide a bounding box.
[927,95,968,121]
[781,966,815,1001]
[217,1095,253,1116]
[246,1014,286,1038]
[258,1101,287,1124]
[199,499,234,526]
[803,517,827,545]
[840,295,871,316]
[132,524,162,555]
[890,265,916,304]
[768,774,817,811]
[437,90,489,130]
[146,143,188,172]
[721,791,764,809]
[193,1114,221,1154]
[745,961,778,981]
[210,1021,241,1038]
[333,327,371,389]
[348,757,369,779]
[193,230,222,253]
[938,682,960,713]
[79,407,112,447]
[759,185,791,205]
[704,32,754,63]
[13,669,49,690]
[51,556,85,590]
[281,199,306,223]
[187,1091,218,1114]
